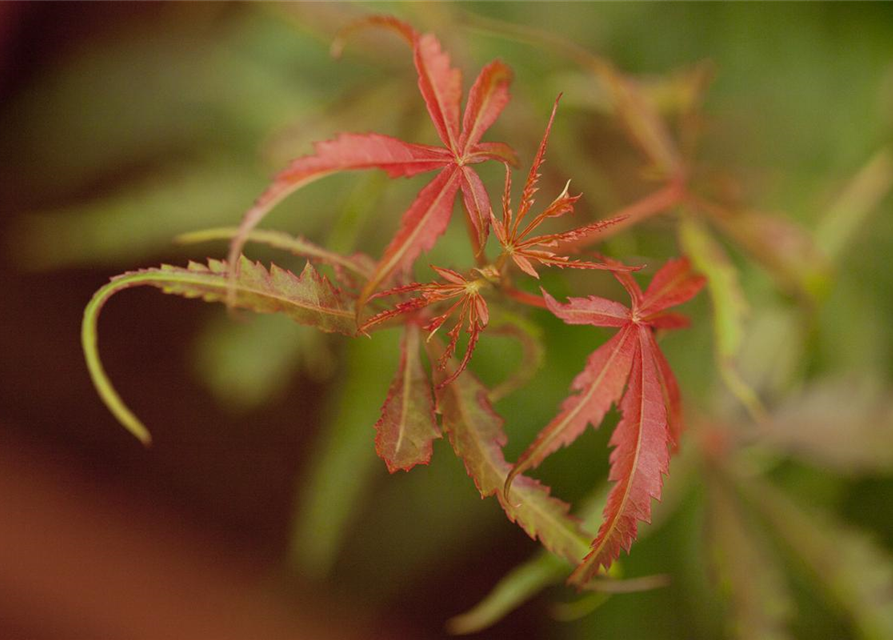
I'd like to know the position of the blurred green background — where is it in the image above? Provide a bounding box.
[1,3,892,639]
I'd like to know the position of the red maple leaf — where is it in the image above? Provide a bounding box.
[226,15,517,316]
[505,258,705,582]
[491,96,630,279]
[361,265,495,389]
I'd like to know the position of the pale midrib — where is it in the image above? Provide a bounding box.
[373,168,460,290]
[585,331,647,565]
[142,271,354,319]
[394,327,419,455]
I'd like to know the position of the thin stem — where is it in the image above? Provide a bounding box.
[502,286,548,310]
[558,180,686,252]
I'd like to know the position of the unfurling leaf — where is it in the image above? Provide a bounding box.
[374,324,440,473]
[83,257,355,443]
[427,340,591,565]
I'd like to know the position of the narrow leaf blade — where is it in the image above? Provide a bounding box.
[357,166,461,314]
[414,32,463,150]
[374,324,441,472]
[83,257,355,442]
[227,133,450,282]
[428,342,591,565]
[459,60,513,150]
[570,327,670,583]
[507,325,637,493]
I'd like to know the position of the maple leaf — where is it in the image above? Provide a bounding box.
[82,257,355,444]
[492,96,632,279]
[226,16,517,317]
[361,265,495,389]
[505,258,705,582]
[427,339,591,565]
[374,323,441,473]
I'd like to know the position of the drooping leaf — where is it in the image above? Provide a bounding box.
[745,478,893,640]
[705,469,793,640]
[569,327,670,585]
[428,341,591,565]
[447,550,569,635]
[82,256,355,443]
[374,324,441,473]
[289,334,399,579]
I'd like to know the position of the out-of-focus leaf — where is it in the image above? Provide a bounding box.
[374,324,440,473]
[192,314,334,412]
[815,147,893,262]
[448,550,568,635]
[747,478,893,640]
[428,341,591,565]
[705,470,793,640]
[289,332,399,578]
[82,257,355,443]
[456,10,682,178]
[698,200,832,302]
[758,376,893,474]
[678,214,764,420]
[11,161,266,270]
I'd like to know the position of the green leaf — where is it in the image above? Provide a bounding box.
[82,256,355,443]
[374,324,441,473]
[815,147,893,263]
[176,226,375,291]
[192,314,335,411]
[448,551,568,635]
[678,214,765,421]
[705,470,793,640]
[289,333,399,578]
[428,341,591,565]
[746,478,893,640]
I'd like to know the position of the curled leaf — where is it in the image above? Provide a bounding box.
[83,257,354,443]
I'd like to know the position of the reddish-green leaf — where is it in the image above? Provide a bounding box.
[505,324,637,495]
[460,60,513,150]
[227,133,452,279]
[569,326,670,584]
[428,341,591,565]
[82,257,354,444]
[374,324,440,473]
[357,166,462,313]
